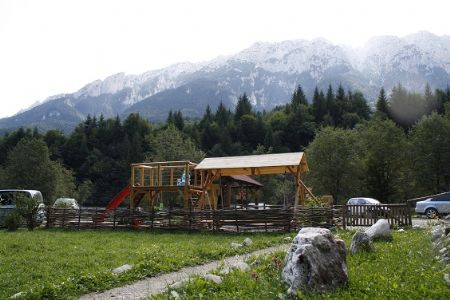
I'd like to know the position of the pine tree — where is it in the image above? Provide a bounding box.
[235,94,253,121]
[376,87,389,117]
[334,84,348,125]
[173,111,184,131]
[291,85,308,109]
[312,87,326,123]
[324,85,336,126]
[215,102,231,127]
[424,83,437,113]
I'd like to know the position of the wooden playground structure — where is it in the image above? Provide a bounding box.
[46,152,412,231]
[129,152,315,212]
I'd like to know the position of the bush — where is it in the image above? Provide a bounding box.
[14,193,42,230]
[4,210,22,231]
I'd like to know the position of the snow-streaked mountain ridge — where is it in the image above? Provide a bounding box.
[2,31,450,132]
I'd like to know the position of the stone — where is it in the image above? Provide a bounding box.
[243,238,253,246]
[204,274,223,284]
[233,261,250,271]
[282,227,348,293]
[349,232,374,254]
[10,292,23,299]
[432,227,445,241]
[444,274,450,286]
[170,280,186,290]
[230,242,243,249]
[170,290,180,300]
[439,247,448,255]
[218,266,230,275]
[112,264,133,274]
[397,228,405,232]
[365,219,392,241]
[413,224,424,229]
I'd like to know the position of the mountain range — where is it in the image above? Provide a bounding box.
[1,31,450,133]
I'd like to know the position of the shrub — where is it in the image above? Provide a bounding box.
[4,210,22,231]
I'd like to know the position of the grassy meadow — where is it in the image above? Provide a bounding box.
[0,229,289,299]
[155,229,450,300]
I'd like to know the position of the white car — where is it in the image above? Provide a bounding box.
[415,195,450,218]
[346,197,384,217]
[347,197,381,206]
[53,197,80,209]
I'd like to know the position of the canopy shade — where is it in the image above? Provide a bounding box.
[195,152,308,176]
[229,175,263,187]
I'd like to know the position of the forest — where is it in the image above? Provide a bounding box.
[0,83,450,206]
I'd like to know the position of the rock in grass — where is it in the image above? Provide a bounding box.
[170,290,180,300]
[112,264,133,274]
[432,227,445,241]
[204,274,223,284]
[350,232,374,255]
[170,280,187,290]
[218,266,230,275]
[282,227,348,293]
[233,261,250,271]
[243,238,253,246]
[231,242,243,249]
[10,292,23,299]
[444,274,450,286]
[365,219,392,241]
[397,228,405,232]
[413,224,424,229]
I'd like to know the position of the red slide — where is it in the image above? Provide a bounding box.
[95,184,131,223]
[105,184,131,214]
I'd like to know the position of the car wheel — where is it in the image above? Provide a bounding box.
[425,208,438,219]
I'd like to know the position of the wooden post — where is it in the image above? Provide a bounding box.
[62,208,66,228]
[113,208,116,230]
[94,207,97,229]
[342,205,347,230]
[78,207,81,230]
[46,206,50,228]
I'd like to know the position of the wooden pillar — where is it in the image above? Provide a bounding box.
[226,185,232,208]
[130,166,135,210]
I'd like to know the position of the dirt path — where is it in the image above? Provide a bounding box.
[79,244,290,300]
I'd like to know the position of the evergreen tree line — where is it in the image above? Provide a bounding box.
[0,83,449,205]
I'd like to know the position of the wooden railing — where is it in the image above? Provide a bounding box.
[131,161,203,189]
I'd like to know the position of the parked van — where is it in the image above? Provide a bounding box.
[0,190,45,226]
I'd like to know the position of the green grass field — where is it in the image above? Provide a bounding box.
[155,229,450,300]
[0,229,289,299]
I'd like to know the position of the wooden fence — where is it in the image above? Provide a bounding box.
[340,204,412,228]
[46,205,343,232]
[45,203,411,232]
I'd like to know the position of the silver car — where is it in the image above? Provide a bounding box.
[415,195,450,218]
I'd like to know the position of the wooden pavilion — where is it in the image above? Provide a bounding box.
[129,152,314,211]
[194,152,314,210]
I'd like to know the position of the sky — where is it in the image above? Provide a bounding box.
[0,0,450,118]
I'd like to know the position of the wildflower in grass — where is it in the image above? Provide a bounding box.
[251,271,259,282]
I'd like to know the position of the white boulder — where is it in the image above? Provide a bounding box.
[365,219,392,241]
[112,264,133,274]
[204,274,223,284]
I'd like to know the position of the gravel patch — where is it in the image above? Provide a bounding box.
[79,244,290,300]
